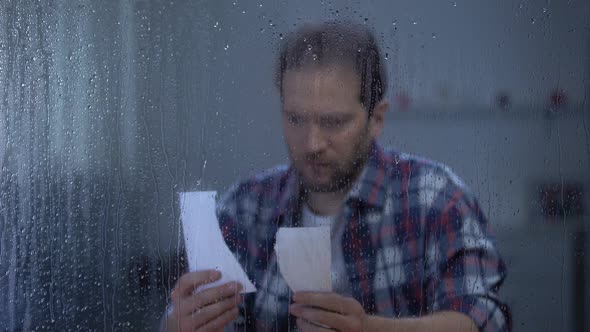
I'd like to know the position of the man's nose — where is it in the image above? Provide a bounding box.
[305,124,328,153]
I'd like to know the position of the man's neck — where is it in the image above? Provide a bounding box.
[305,189,349,216]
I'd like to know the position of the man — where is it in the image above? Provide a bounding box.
[165,21,511,332]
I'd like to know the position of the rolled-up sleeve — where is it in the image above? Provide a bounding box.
[426,186,511,332]
[216,183,258,331]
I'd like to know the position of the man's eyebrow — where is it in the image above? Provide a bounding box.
[319,112,353,118]
[282,108,353,117]
[282,109,302,115]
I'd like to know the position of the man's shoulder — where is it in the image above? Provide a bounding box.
[381,147,470,193]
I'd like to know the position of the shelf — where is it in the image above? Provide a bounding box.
[387,105,588,122]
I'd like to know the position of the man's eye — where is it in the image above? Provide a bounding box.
[320,118,346,129]
[288,114,305,126]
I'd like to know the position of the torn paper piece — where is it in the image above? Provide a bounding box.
[275,227,332,292]
[180,191,256,293]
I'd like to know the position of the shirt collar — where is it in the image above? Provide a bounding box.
[345,141,390,209]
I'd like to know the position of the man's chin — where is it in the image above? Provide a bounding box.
[300,178,334,193]
[306,185,336,193]
[301,178,350,193]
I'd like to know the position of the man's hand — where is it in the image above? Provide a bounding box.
[290,292,367,332]
[167,270,242,332]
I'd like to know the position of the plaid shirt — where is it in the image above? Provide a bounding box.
[217,142,511,332]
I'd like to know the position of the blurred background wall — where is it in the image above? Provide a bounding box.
[1,0,588,330]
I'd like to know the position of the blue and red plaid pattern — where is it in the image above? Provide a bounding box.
[217,142,511,332]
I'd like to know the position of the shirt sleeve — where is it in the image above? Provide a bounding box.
[216,182,257,331]
[216,205,254,332]
[158,305,174,332]
[425,182,511,332]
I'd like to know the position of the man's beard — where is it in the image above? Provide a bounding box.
[302,156,366,193]
[296,137,372,194]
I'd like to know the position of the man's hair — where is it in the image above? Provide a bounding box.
[275,20,388,117]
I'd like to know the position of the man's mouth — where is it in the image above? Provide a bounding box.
[307,161,331,171]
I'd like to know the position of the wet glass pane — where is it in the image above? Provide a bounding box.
[1,0,588,331]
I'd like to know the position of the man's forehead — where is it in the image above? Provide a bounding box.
[281,64,361,99]
[282,96,360,117]
[282,63,359,83]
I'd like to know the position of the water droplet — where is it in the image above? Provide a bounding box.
[412,21,418,25]
[453,2,457,7]
[224,44,229,51]
[432,33,437,39]
[213,21,219,28]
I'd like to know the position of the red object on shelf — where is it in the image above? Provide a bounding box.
[538,183,585,224]
[550,89,567,109]
[496,92,511,110]
[396,92,411,111]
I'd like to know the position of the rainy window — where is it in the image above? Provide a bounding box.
[1,1,588,331]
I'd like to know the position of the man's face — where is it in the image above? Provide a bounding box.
[281,65,385,192]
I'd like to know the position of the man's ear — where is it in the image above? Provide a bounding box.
[369,99,389,138]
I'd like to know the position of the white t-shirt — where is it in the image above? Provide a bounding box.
[301,204,352,296]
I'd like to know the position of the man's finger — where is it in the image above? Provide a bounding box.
[172,270,221,301]
[296,318,335,332]
[176,282,242,317]
[199,306,240,331]
[293,292,352,314]
[188,293,241,329]
[290,304,348,331]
